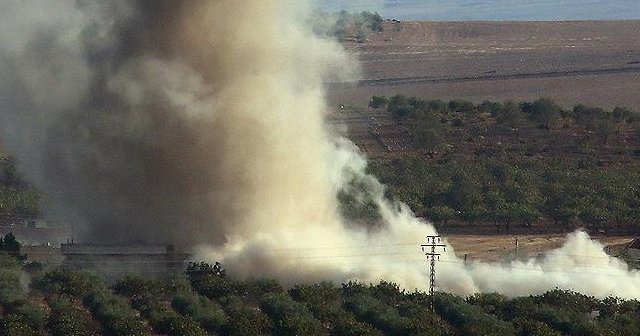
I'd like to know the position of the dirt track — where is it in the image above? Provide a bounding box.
[327,21,640,258]
[329,20,640,109]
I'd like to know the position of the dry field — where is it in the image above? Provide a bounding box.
[326,21,640,260]
[329,20,640,109]
[445,234,635,262]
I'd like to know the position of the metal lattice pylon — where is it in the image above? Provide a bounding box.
[421,235,446,313]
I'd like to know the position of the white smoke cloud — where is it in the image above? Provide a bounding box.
[1,0,640,300]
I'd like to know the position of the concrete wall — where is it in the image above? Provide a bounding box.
[0,226,70,245]
[61,244,190,283]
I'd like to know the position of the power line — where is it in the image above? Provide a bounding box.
[421,235,446,312]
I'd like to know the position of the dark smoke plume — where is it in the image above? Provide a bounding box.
[3,1,640,298]
[0,0,353,245]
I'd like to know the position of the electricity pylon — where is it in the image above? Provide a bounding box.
[421,235,446,313]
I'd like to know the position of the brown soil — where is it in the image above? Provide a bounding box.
[329,20,640,109]
[446,234,634,262]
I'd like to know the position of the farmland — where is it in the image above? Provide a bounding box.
[325,20,640,258]
[2,254,640,336]
[329,20,640,109]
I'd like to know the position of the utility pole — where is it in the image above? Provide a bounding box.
[421,235,446,313]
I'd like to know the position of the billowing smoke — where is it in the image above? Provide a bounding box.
[0,0,355,245]
[1,0,640,299]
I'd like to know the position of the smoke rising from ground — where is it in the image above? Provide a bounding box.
[1,0,640,299]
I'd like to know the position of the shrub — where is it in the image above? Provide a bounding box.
[387,94,414,118]
[221,295,272,336]
[47,296,98,336]
[448,99,474,113]
[149,308,208,336]
[260,292,325,335]
[84,289,151,336]
[33,270,106,298]
[0,314,39,336]
[172,290,228,334]
[435,292,515,336]
[369,96,389,109]
[343,293,411,336]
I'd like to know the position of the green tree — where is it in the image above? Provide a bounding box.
[413,110,446,150]
[427,205,458,226]
[387,94,414,119]
[493,101,525,128]
[527,98,562,129]
[573,104,603,128]
[369,95,388,109]
[362,11,384,32]
[0,233,20,257]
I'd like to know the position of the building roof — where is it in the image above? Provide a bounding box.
[60,244,170,255]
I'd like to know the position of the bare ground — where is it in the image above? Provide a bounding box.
[327,21,640,259]
[445,234,635,262]
[329,20,640,109]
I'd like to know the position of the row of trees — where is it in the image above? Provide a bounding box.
[369,95,638,151]
[6,260,640,335]
[369,157,640,230]
[361,95,640,230]
[372,94,637,130]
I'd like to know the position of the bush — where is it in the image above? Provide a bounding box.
[84,289,151,336]
[343,293,411,336]
[172,290,228,334]
[0,267,26,311]
[149,309,208,336]
[527,98,563,129]
[331,314,384,336]
[448,99,475,113]
[186,262,233,300]
[47,296,98,336]
[369,95,389,109]
[387,94,414,118]
[435,292,515,336]
[221,295,272,336]
[34,270,106,298]
[0,314,39,336]
[260,292,325,336]
[113,276,166,311]
[514,318,563,336]
[290,282,383,335]
[114,276,207,336]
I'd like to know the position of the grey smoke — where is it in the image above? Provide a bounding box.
[0,0,356,245]
[2,0,640,299]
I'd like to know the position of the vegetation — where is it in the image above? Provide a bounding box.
[0,255,45,336]
[1,261,640,335]
[84,289,151,336]
[365,95,640,231]
[310,10,384,42]
[47,296,98,336]
[0,233,22,258]
[0,157,39,221]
